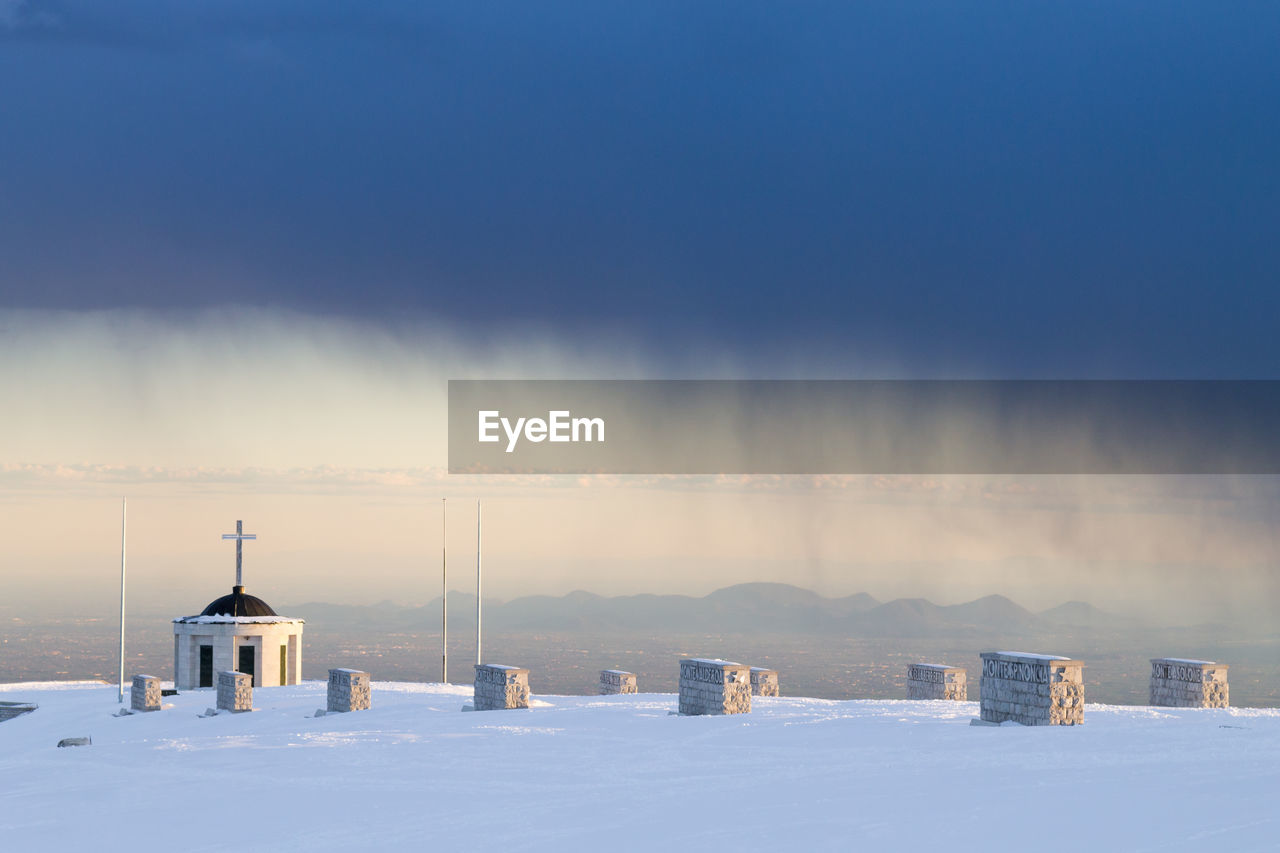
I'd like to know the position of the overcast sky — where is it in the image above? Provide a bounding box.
[3,1,1279,374]
[2,2,1278,619]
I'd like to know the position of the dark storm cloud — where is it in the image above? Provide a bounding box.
[2,1,1279,375]
[0,0,421,45]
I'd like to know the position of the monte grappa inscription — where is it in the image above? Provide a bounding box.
[978,651,1083,726]
[678,658,751,716]
[1149,658,1228,708]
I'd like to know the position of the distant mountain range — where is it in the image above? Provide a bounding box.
[285,583,1138,637]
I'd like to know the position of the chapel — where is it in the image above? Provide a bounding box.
[172,521,304,690]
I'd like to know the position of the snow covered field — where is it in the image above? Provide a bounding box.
[2,680,1278,852]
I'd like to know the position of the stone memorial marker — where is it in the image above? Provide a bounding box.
[473,664,530,711]
[599,670,638,695]
[749,667,779,697]
[907,664,967,700]
[1149,658,1229,708]
[216,670,253,713]
[0,702,37,723]
[327,668,372,712]
[979,651,1083,726]
[130,675,161,712]
[678,658,751,716]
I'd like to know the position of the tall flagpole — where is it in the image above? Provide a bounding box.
[441,498,448,684]
[476,498,482,666]
[117,497,127,704]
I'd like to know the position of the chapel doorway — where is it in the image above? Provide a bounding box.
[199,645,213,688]
[238,645,256,685]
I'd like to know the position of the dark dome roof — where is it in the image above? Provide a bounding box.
[200,586,277,617]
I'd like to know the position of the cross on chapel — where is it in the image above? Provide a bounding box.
[222,519,257,587]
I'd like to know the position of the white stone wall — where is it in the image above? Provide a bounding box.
[130,675,161,712]
[678,659,751,716]
[907,664,966,701]
[749,667,779,697]
[474,665,530,711]
[216,671,252,712]
[599,670,637,695]
[214,635,235,682]
[327,669,372,712]
[289,633,301,687]
[979,652,1084,726]
[1150,659,1229,708]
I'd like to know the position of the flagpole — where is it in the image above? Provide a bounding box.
[442,497,448,684]
[476,498,482,666]
[117,497,127,704]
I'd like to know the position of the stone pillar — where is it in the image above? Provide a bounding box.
[678,658,751,716]
[749,667,779,697]
[979,652,1084,726]
[907,664,967,700]
[473,664,530,711]
[130,674,161,712]
[216,670,253,713]
[599,670,638,695]
[327,668,372,712]
[1149,659,1229,708]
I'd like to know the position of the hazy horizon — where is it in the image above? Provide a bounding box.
[3,3,1278,663]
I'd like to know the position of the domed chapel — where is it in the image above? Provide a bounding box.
[172,520,305,690]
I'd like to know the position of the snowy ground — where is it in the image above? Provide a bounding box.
[2,681,1278,852]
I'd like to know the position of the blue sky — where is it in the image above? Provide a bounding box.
[3,1,1278,375]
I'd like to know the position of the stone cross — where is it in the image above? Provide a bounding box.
[221,520,257,587]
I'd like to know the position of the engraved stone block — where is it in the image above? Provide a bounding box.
[1149,658,1229,708]
[749,667,779,697]
[0,702,37,723]
[473,664,530,711]
[599,669,638,695]
[979,651,1083,726]
[216,670,253,712]
[327,668,372,712]
[130,674,162,712]
[907,664,967,701]
[678,658,752,716]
